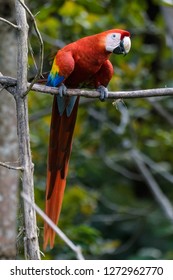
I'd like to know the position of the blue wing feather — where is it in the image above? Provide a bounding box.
[47,55,77,117]
[47,73,64,87]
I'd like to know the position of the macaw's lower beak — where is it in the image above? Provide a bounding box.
[113,40,126,55]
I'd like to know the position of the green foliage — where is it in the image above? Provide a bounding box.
[25,0,173,259]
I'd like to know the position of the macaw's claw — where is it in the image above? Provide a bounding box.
[97,85,109,102]
[58,83,67,97]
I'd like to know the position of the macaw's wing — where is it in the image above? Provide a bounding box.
[46,49,77,116]
[47,49,75,87]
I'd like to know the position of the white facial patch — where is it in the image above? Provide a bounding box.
[106,33,121,52]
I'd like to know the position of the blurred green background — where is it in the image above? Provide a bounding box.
[21,0,173,259]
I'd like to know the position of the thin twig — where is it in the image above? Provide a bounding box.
[0,17,20,29]
[41,32,65,48]
[0,72,9,93]
[131,149,173,223]
[28,40,38,73]
[103,156,142,181]
[148,98,173,127]
[139,151,173,184]
[0,161,24,170]
[21,191,85,260]
[18,0,44,96]
[88,102,128,135]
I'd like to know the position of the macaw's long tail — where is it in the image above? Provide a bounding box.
[44,95,79,249]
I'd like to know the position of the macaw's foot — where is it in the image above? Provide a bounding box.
[58,83,67,97]
[97,85,109,102]
[57,83,67,115]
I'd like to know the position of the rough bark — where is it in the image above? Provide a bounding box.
[14,0,40,259]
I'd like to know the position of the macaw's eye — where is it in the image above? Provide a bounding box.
[111,34,116,39]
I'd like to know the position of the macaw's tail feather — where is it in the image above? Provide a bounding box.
[44,172,66,249]
[43,95,79,249]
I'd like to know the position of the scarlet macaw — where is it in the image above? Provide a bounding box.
[44,29,131,249]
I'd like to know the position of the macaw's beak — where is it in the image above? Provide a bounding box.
[113,36,131,55]
[113,40,126,55]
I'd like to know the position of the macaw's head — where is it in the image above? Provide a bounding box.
[104,29,131,55]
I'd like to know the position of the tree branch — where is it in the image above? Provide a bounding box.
[15,0,40,260]
[0,17,20,29]
[148,98,173,127]
[18,0,44,95]
[1,75,173,99]
[103,156,142,181]
[0,73,16,95]
[131,149,173,223]
[0,161,23,170]
[21,192,85,260]
[138,151,173,184]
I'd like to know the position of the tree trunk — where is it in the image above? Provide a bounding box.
[0,0,18,259]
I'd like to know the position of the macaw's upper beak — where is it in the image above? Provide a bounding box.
[113,36,131,55]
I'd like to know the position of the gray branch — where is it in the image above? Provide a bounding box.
[0,17,20,29]
[148,98,173,127]
[1,74,173,99]
[0,161,23,170]
[131,149,173,223]
[21,192,85,260]
[14,0,40,260]
[18,0,44,95]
